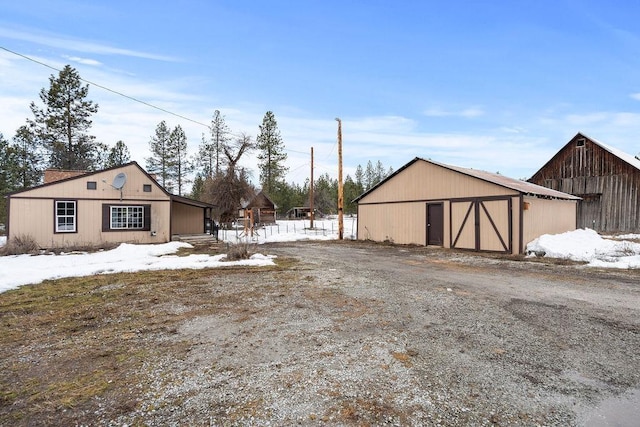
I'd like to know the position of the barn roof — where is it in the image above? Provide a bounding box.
[355,157,580,202]
[578,132,640,172]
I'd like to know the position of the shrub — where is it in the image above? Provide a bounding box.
[0,234,40,256]
[225,242,252,261]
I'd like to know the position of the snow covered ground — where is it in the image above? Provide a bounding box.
[526,228,640,269]
[0,218,638,294]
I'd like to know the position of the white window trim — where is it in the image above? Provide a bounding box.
[55,200,77,233]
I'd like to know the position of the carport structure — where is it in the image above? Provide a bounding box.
[355,157,580,254]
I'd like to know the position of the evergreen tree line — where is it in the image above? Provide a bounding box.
[255,159,394,218]
[0,65,131,226]
[0,64,393,227]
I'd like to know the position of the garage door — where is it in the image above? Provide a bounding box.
[450,197,512,253]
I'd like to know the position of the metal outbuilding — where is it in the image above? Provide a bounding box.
[355,157,580,254]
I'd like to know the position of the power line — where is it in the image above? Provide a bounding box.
[1,46,214,130]
[3,46,320,160]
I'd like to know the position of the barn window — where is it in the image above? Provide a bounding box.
[87,181,97,190]
[55,200,77,233]
[102,204,151,231]
[576,138,586,147]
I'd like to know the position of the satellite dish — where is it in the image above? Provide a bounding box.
[112,172,127,190]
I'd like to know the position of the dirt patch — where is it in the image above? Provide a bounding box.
[1,240,639,426]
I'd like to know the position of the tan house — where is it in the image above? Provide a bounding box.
[5,162,214,249]
[355,157,580,254]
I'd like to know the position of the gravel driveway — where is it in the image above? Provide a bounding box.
[126,240,640,426]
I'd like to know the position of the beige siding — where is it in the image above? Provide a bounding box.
[359,161,514,204]
[479,199,510,252]
[357,159,577,254]
[17,163,167,202]
[358,202,427,245]
[522,197,577,246]
[8,164,173,248]
[451,201,475,250]
[8,198,171,248]
[172,202,205,235]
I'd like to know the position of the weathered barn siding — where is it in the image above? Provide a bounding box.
[357,158,578,254]
[529,133,640,232]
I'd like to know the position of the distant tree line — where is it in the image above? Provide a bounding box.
[0,65,131,226]
[0,64,393,227]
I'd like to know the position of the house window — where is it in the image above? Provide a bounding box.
[55,200,77,233]
[111,206,144,229]
[87,181,97,190]
[102,204,151,232]
[143,184,152,192]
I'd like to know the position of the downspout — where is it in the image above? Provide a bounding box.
[4,195,10,244]
[518,194,524,255]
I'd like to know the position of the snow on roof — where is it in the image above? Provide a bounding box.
[580,132,640,172]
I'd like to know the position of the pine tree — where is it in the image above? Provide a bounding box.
[11,126,43,189]
[209,110,229,176]
[168,125,191,196]
[343,175,360,215]
[364,160,375,191]
[374,160,386,186]
[93,142,111,170]
[106,140,131,168]
[191,173,205,200]
[28,65,99,170]
[314,173,338,215]
[0,133,15,226]
[354,164,364,192]
[146,121,173,189]
[256,111,288,195]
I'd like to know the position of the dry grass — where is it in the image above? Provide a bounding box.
[0,256,288,426]
[0,234,39,255]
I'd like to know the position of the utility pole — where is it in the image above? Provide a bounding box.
[310,146,314,228]
[336,118,344,240]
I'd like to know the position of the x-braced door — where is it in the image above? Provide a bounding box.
[450,198,511,253]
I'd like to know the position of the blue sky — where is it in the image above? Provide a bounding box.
[1,0,640,186]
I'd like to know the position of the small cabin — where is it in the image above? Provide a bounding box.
[238,190,277,225]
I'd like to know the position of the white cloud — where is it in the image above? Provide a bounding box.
[630,93,640,101]
[423,107,484,118]
[63,55,102,66]
[0,27,179,61]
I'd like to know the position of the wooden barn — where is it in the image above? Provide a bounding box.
[529,133,640,233]
[5,162,214,249]
[355,157,579,254]
[239,190,277,224]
